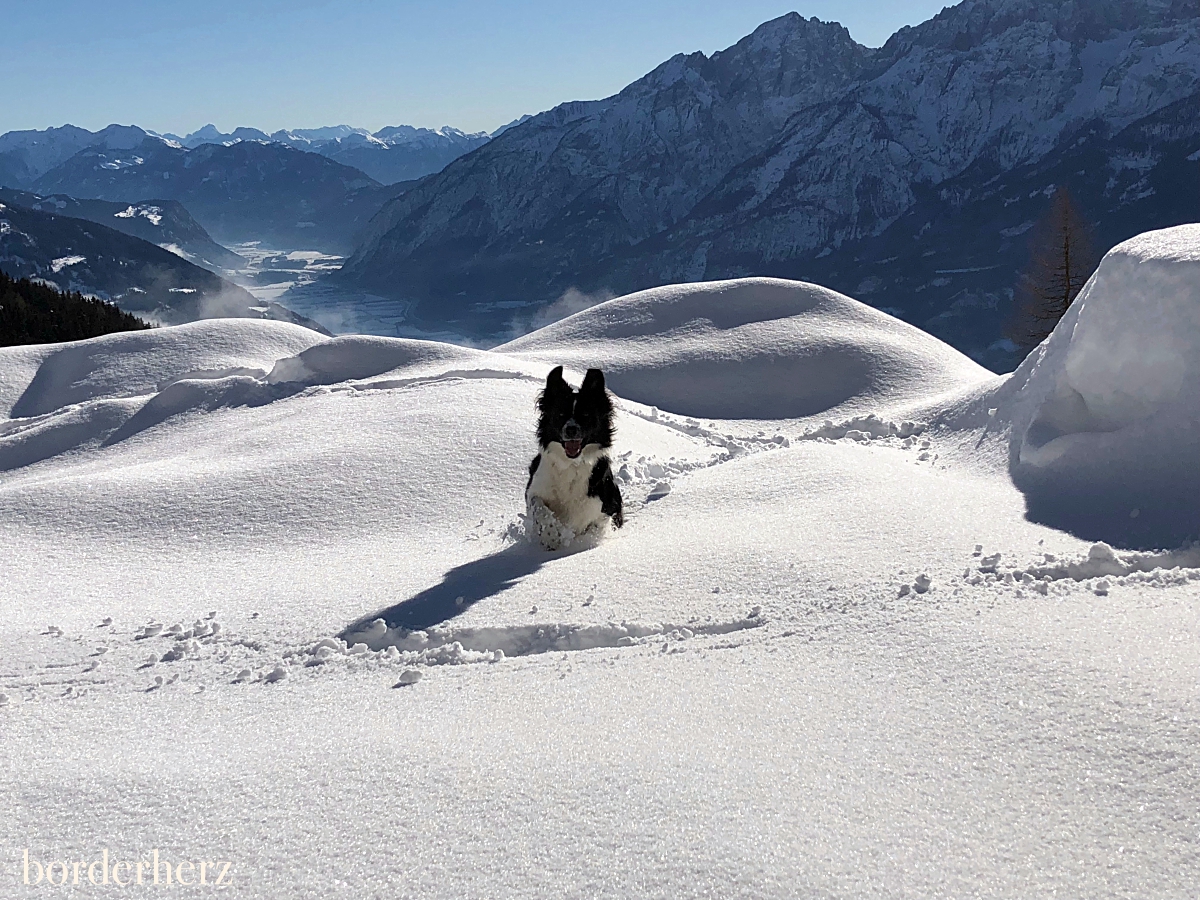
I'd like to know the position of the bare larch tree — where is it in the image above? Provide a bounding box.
[1008,187,1100,351]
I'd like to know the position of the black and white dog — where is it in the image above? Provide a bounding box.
[525,366,623,550]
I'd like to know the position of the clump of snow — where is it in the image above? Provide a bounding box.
[1007,541,1200,583]
[50,255,86,273]
[114,205,163,226]
[801,414,924,441]
[499,278,993,422]
[646,480,672,501]
[1006,225,1200,547]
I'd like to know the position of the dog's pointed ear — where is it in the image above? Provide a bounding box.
[544,366,570,392]
[539,366,571,408]
[581,368,606,393]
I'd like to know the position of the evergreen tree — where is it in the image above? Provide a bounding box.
[1008,187,1099,351]
[0,269,152,346]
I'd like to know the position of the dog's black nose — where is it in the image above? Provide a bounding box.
[561,420,582,441]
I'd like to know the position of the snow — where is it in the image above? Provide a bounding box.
[499,278,994,422]
[2,265,1199,898]
[49,255,85,273]
[1003,224,1200,547]
[113,204,163,226]
[0,319,321,418]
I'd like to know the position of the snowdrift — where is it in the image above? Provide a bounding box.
[499,278,994,421]
[0,320,324,471]
[0,319,322,419]
[1005,224,1200,547]
[264,334,525,387]
[0,325,551,473]
[0,280,1001,476]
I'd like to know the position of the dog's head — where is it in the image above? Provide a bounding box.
[536,366,614,459]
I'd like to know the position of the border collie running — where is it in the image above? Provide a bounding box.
[526,366,624,550]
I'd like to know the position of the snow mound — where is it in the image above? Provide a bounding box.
[499,278,993,421]
[1007,225,1200,547]
[2,319,322,419]
[264,335,497,386]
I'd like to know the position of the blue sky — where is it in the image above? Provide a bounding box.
[2,0,955,136]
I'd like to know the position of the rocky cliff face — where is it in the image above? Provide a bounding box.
[343,14,870,284]
[338,0,1200,367]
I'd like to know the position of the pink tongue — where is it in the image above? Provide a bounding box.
[564,440,583,458]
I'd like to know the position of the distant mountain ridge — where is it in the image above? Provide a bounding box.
[0,118,516,196]
[335,0,1200,368]
[0,124,152,184]
[0,198,249,325]
[162,122,496,185]
[0,188,244,273]
[0,119,518,252]
[19,138,398,253]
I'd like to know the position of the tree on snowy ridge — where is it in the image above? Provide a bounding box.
[1008,187,1099,352]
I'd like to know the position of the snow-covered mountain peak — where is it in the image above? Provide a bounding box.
[87,124,150,150]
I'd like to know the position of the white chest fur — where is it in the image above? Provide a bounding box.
[526,443,606,535]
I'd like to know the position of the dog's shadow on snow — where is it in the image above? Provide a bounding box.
[341,543,558,635]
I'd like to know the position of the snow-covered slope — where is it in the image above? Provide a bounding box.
[2,269,1198,898]
[0,201,324,330]
[0,200,251,324]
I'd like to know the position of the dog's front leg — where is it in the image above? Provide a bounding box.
[526,496,575,551]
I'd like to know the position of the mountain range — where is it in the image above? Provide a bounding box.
[333,0,1200,369]
[161,123,498,185]
[5,0,1198,368]
[0,195,320,329]
[0,119,515,253]
[28,137,397,253]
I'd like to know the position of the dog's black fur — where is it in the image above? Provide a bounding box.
[526,366,623,530]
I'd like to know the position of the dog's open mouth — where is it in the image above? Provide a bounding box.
[562,439,583,459]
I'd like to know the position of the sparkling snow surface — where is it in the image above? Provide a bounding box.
[2,272,1199,898]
